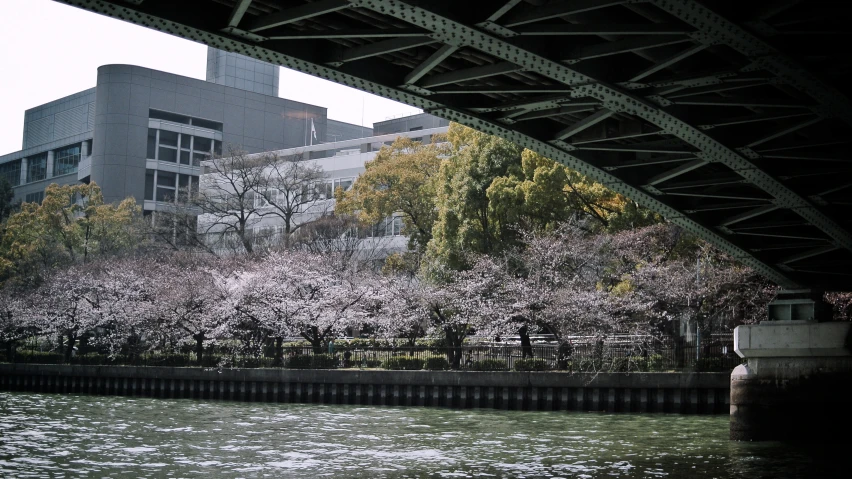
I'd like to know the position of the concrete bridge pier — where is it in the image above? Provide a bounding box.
[731,296,852,441]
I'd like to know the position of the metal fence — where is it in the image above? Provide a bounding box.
[4,333,741,372]
[283,333,740,372]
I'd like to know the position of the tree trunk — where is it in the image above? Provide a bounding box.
[274,337,284,367]
[301,326,326,354]
[193,333,205,364]
[444,328,463,369]
[64,332,76,363]
[519,325,533,359]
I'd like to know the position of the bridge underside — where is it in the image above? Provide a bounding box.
[56,0,852,289]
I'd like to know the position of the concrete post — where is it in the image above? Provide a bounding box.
[80,140,89,158]
[46,150,54,178]
[731,321,852,441]
[19,158,27,185]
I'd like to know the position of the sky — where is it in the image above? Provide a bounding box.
[0,0,423,155]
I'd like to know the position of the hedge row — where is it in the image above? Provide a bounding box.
[1,351,733,372]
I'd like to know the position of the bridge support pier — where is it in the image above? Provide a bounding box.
[731,320,852,442]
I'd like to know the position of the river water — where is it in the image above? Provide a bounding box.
[0,392,843,478]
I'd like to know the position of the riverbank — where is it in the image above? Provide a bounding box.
[0,364,729,414]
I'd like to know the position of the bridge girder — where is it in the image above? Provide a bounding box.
[52,0,852,289]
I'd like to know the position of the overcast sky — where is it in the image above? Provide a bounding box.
[0,0,423,154]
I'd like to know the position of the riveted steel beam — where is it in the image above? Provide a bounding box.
[53,0,830,287]
[419,61,522,89]
[630,44,707,82]
[779,245,840,265]
[658,177,745,191]
[745,117,822,149]
[509,105,598,122]
[649,0,852,126]
[501,0,628,27]
[483,0,524,23]
[515,24,693,36]
[698,112,813,130]
[266,29,428,40]
[333,36,436,64]
[577,144,696,154]
[467,94,581,113]
[552,109,613,141]
[565,36,693,63]
[602,156,698,170]
[347,0,852,263]
[720,205,780,227]
[572,129,662,144]
[403,45,457,85]
[645,159,708,186]
[432,86,574,94]
[226,0,253,28]
[757,140,850,153]
[666,192,773,202]
[245,0,351,32]
[671,96,813,108]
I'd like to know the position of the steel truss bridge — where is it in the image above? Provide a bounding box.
[56,0,852,289]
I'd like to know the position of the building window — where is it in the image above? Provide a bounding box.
[155,170,176,202]
[367,216,404,237]
[149,109,223,131]
[24,191,44,204]
[147,169,197,203]
[149,127,214,166]
[54,144,81,176]
[147,129,157,159]
[0,160,22,187]
[26,152,47,183]
[145,170,155,201]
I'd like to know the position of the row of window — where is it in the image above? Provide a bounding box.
[144,169,199,203]
[251,177,356,210]
[367,216,405,237]
[147,129,222,166]
[55,145,81,177]
[150,109,223,132]
[0,143,84,187]
[24,191,44,204]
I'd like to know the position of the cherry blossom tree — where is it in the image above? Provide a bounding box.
[0,287,32,361]
[146,254,236,364]
[21,265,103,362]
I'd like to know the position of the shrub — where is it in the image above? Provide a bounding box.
[632,355,664,372]
[236,356,277,368]
[414,337,447,349]
[285,354,338,369]
[143,352,192,367]
[424,356,449,371]
[513,358,550,371]
[694,357,733,372]
[382,356,424,370]
[469,359,508,371]
[71,353,112,366]
[15,350,65,364]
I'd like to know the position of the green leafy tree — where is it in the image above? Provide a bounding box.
[425,124,661,275]
[0,182,142,283]
[0,178,18,222]
[425,124,524,272]
[336,136,447,253]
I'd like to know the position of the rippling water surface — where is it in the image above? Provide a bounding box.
[0,392,843,478]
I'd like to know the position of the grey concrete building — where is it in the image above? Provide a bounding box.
[372,112,449,144]
[0,48,430,215]
[1,64,330,211]
[206,47,280,97]
[327,119,371,143]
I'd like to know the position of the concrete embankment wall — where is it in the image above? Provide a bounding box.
[0,364,730,414]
